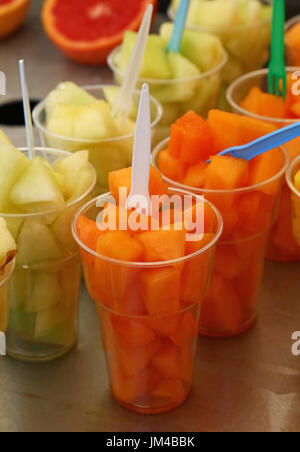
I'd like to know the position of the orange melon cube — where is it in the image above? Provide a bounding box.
[108,166,168,203]
[179,343,194,383]
[97,231,144,261]
[205,156,249,191]
[170,312,198,346]
[136,229,186,262]
[151,342,181,378]
[248,148,284,195]
[241,86,287,118]
[151,378,187,404]
[116,337,163,377]
[169,111,216,164]
[148,315,181,338]
[111,316,156,349]
[140,267,181,316]
[158,149,186,182]
[214,244,246,280]
[182,162,208,188]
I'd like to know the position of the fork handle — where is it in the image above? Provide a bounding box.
[270,0,285,68]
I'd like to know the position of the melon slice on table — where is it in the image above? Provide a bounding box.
[42,0,156,65]
[0,0,30,39]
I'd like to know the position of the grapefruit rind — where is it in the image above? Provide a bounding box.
[41,0,157,65]
[0,0,30,39]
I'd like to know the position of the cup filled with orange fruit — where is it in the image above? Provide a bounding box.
[154,109,289,338]
[227,68,300,262]
[286,155,300,250]
[73,163,223,414]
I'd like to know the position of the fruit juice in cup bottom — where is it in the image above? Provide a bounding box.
[73,189,223,414]
[227,67,300,262]
[153,138,289,338]
[107,27,227,143]
[168,0,272,86]
[285,15,300,66]
[3,148,96,362]
[286,155,300,248]
[0,260,15,333]
[32,84,162,195]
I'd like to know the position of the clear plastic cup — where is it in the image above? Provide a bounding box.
[227,67,300,262]
[32,85,162,195]
[107,47,227,144]
[0,260,15,333]
[72,190,223,414]
[153,139,289,338]
[286,155,300,248]
[285,15,300,66]
[3,148,96,362]
[168,0,272,85]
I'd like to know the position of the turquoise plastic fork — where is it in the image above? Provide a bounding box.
[268,0,287,99]
[213,122,300,161]
[167,0,190,53]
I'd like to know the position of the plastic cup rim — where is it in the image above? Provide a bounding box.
[72,188,224,269]
[0,147,97,219]
[226,67,300,124]
[32,84,163,145]
[107,45,228,85]
[152,137,289,195]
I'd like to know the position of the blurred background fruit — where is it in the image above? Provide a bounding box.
[0,0,31,39]
[41,0,157,65]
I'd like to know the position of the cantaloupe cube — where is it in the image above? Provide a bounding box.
[170,312,198,346]
[97,231,144,261]
[205,156,249,191]
[248,148,284,195]
[140,267,181,316]
[169,111,216,164]
[148,315,181,338]
[182,162,208,188]
[158,149,186,182]
[136,229,186,262]
[214,245,247,280]
[241,86,287,118]
[111,316,156,349]
[151,378,187,404]
[108,166,168,203]
[151,342,181,378]
[77,216,102,252]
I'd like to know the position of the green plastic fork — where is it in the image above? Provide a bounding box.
[268,0,287,99]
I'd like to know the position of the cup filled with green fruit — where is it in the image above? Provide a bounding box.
[168,0,272,87]
[0,218,16,334]
[108,24,227,142]
[32,83,162,195]
[0,134,96,362]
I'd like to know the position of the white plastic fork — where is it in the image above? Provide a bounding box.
[111,4,153,124]
[126,84,152,216]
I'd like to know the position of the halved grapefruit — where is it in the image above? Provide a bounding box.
[42,0,157,66]
[0,0,30,39]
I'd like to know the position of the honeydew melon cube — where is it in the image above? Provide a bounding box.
[45,81,97,117]
[182,74,220,115]
[68,167,95,203]
[34,304,69,338]
[160,23,224,72]
[0,217,16,269]
[238,0,262,25]
[0,142,30,211]
[35,319,76,347]
[51,204,80,253]
[165,51,201,101]
[10,268,30,309]
[73,101,119,140]
[17,219,63,266]
[59,260,80,309]
[26,272,62,314]
[9,306,36,337]
[186,0,239,29]
[160,102,181,127]
[118,32,172,79]
[103,85,138,121]
[4,217,24,241]
[46,104,77,138]
[55,150,89,200]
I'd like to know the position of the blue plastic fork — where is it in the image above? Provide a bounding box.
[167,0,190,53]
[211,122,300,162]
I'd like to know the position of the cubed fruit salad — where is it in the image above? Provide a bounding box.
[287,163,300,249]
[0,133,96,361]
[108,24,226,142]
[169,0,272,85]
[75,166,221,413]
[155,109,287,337]
[0,218,16,332]
[33,82,161,194]
[285,16,300,66]
[229,71,300,262]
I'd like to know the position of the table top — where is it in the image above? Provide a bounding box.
[0,1,300,433]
